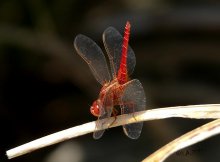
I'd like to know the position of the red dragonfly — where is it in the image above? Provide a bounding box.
[74,21,146,139]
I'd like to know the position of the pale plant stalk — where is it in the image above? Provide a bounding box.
[6,104,220,160]
[142,119,220,162]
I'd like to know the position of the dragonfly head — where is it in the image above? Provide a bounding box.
[90,100,100,117]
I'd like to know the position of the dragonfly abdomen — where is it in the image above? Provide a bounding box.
[117,21,131,84]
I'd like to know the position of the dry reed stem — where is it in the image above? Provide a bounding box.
[6,104,220,160]
[142,119,220,162]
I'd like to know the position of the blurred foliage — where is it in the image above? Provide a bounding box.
[1,0,220,162]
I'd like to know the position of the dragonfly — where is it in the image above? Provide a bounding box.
[74,21,146,139]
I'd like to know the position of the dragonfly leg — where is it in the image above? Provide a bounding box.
[130,103,138,122]
[122,101,138,121]
[132,112,138,121]
[108,108,118,127]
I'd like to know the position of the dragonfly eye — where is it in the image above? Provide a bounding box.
[90,101,100,117]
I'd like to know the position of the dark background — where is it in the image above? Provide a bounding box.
[1,0,220,162]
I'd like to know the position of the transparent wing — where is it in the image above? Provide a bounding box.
[93,90,113,139]
[103,27,136,78]
[120,79,146,139]
[74,34,111,85]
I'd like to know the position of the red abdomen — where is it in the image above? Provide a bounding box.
[117,21,131,84]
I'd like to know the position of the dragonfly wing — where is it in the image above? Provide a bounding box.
[74,34,111,85]
[103,27,136,78]
[120,79,146,139]
[93,90,113,139]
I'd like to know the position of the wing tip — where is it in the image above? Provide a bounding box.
[123,125,142,140]
[73,34,83,49]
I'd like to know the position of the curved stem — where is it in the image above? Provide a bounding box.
[6,104,220,159]
[142,119,220,162]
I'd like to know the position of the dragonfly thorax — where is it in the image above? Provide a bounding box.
[90,79,120,117]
